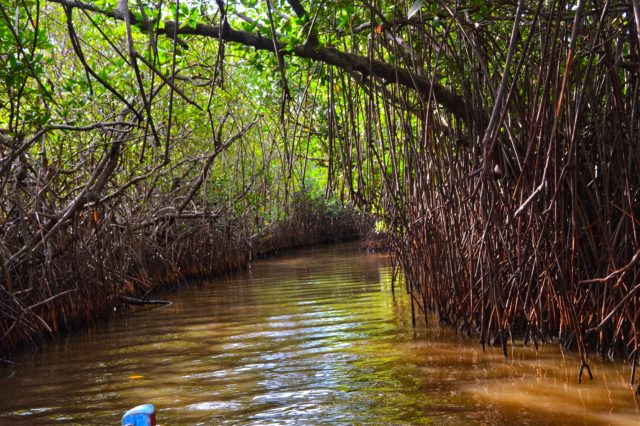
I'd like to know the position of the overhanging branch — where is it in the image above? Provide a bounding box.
[47,0,472,123]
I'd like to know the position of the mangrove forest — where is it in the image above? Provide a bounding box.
[1,0,640,422]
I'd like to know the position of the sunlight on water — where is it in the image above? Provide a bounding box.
[0,243,638,424]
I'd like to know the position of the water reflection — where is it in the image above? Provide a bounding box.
[0,243,638,424]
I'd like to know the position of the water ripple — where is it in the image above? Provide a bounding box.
[0,244,638,425]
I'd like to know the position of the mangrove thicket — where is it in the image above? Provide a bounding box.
[1,0,639,390]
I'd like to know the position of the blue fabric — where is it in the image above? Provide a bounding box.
[122,404,155,426]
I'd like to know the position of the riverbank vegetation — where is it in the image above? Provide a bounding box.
[1,0,639,389]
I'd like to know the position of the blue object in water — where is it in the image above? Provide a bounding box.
[121,404,156,426]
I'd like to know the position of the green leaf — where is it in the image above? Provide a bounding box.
[241,21,257,32]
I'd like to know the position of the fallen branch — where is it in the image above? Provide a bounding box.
[121,296,173,306]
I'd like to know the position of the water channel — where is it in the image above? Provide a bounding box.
[0,243,639,424]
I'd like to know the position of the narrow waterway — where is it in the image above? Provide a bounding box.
[0,243,638,424]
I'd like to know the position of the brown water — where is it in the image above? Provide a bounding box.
[0,243,639,425]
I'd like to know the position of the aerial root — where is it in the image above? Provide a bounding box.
[578,363,593,384]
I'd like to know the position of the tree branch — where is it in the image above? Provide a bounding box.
[47,0,473,124]
[286,0,308,18]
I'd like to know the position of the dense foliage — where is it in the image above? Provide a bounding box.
[1,0,639,390]
[0,0,368,354]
